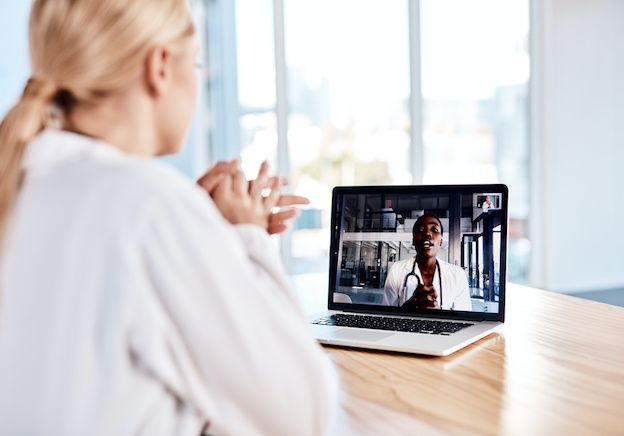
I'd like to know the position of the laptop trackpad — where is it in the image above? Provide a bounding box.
[330,328,394,342]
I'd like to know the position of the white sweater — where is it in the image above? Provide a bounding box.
[0,129,337,436]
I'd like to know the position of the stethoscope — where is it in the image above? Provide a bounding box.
[398,257,443,308]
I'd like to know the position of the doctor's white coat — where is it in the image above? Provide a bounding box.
[382,257,472,310]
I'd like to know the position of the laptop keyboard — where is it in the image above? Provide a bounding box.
[311,313,473,335]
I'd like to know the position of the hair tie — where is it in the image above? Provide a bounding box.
[22,77,57,102]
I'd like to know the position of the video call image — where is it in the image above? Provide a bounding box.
[333,192,503,313]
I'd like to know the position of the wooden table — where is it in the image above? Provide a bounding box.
[296,281,624,435]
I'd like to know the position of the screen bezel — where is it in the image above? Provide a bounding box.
[328,184,508,322]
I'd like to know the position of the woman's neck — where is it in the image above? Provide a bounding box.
[65,88,159,156]
[416,255,437,273]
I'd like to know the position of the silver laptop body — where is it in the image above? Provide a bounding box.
[309,184,508,356]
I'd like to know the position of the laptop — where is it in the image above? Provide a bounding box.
[308,184,508,356]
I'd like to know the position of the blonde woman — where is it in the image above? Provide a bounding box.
[0,1,337,435]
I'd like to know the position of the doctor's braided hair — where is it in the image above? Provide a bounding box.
[0,0,194,243]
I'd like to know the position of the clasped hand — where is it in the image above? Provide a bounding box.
[197,158,310,235]
[402,283,440,309]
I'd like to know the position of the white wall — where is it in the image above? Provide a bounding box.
[530,0,624,292]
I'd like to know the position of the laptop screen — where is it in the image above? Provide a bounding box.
[329,185,507,319]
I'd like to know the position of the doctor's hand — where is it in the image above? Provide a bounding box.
[402,283,440,309]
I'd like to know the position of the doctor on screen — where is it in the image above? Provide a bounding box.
[382,214,472,310]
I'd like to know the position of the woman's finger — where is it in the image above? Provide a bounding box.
[197,165,229,193]
[202,173,228,195]
[263,176,282,210]
[249,161,270,198]
[232,169,247,197]
[275,194,310,207]
[270,208,300,223]
[267,207,301,234]
[212,173,233,200]
[197,159,240,193]
[267,222,288,235]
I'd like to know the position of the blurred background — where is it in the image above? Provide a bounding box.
[1,0,622,305]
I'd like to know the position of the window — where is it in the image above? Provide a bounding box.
[284,0,411,273]
[2,1,530,283]
[420,0,530,280]
[204,0,530,282]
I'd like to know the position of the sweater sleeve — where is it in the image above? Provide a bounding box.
[231,224,304,314]
[132,183,338,436]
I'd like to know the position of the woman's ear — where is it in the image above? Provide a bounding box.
[145,46,171,97]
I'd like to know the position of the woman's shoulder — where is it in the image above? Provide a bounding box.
[76,149,203,217]
[26,129,194,195]
[78,155,223,243]
[439,259,466,276]
[389,257,414,272]
[106,155,195,197]
[25,129,211,224]
[102,157,215,227]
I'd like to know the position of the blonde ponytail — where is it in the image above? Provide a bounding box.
[0,77,57,238]
[0,0,193,242]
